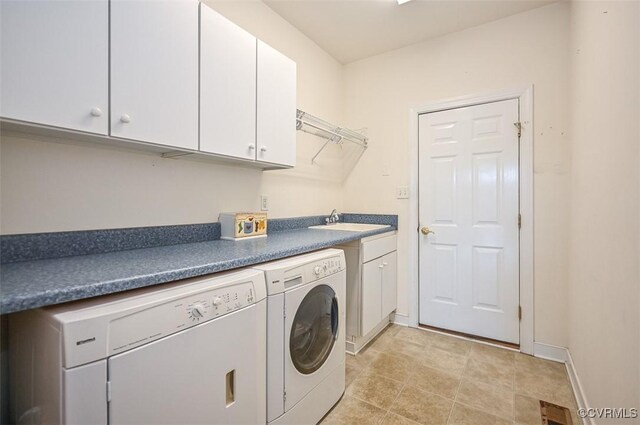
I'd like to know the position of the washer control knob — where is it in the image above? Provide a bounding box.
[212,296,223,307]
[313,265,322,276]
[191,303,205,319]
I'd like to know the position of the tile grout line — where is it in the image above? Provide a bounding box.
[379,328,425,425]
[445,349,470,424]
[386,329,471,425]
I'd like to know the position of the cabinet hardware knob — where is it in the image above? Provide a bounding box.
[260,146,267,152]
[90,107,102,117]
[248,144,255,150]
[120,114,131,124]
[383,262,388,266]
[379,264,384,269]
[420,226,434,235]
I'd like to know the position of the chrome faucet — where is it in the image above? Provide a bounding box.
[325,209,340,225]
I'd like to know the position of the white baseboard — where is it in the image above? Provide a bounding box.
[533,342,569,363]
[565,349,592,425]
[533,343,591,425]
[390,312,409,326]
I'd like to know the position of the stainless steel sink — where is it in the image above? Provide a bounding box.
[308,223,391,232]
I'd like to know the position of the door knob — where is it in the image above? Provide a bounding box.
[420,226,434,235]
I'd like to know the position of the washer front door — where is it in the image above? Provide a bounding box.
[284,274,345,411]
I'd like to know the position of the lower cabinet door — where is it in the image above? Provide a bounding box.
[381,251,398,318]
[361,259,382,337]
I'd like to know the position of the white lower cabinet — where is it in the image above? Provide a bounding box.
[338,232,397,354]
[381,251,398,319]
[361,259,383,337]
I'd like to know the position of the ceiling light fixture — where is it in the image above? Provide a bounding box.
[397,0,414,4]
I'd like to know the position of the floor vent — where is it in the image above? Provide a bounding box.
[540,400,573,425]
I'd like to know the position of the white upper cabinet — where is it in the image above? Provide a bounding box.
[110,0,198,150]
[0,0,108,134]
[200,4,257,160]
[256,41,297,167]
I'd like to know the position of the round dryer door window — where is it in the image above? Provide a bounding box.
[290,284,339,375]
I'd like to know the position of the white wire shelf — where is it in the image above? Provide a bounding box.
[296,109,368,164]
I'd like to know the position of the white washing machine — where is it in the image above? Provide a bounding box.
[252,249,346,425]
[9,269,267,425]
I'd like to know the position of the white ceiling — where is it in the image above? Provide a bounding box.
[264,0,555,63]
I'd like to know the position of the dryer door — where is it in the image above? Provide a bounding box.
[107,302,266,425]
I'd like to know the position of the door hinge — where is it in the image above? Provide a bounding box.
[283,305,286,319]
[283,390,287,403]
[518,306,522,321]
[514,122,522,138]
[518,214,522,229]
[106,381,112,403]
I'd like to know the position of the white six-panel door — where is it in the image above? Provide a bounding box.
[418,99,520,344]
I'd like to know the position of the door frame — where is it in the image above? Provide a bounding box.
[407,86,534,354]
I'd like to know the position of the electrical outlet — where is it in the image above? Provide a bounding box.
[260,195,269,211]
[396,186,409,199]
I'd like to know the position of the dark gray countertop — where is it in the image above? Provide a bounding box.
[1,224,396,314]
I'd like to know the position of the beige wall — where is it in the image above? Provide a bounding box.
[567,1,640,417]
[2,3,639,411]
[341,2,571,347]
[0,0,345,234]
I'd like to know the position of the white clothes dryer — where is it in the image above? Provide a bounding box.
[9,269,267,425]
[253,249,346,425]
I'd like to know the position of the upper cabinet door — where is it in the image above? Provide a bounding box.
[200,4,257,160]
[110,0,198,150]
[256,41,296,167]
[0,0,108,134]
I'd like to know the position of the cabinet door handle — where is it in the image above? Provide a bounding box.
[260,146,267,152]
[383,262,388,266]
[90,107,102,117]
[120,114,131,124]
[248,144,255,150]
[379,264,384,269]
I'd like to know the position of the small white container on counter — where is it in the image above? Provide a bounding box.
[219,212,268,241]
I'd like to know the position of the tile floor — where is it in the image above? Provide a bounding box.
[321,325,580,425]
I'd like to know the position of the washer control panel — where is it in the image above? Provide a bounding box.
[309,256,343,280]
[109,281,257,355]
